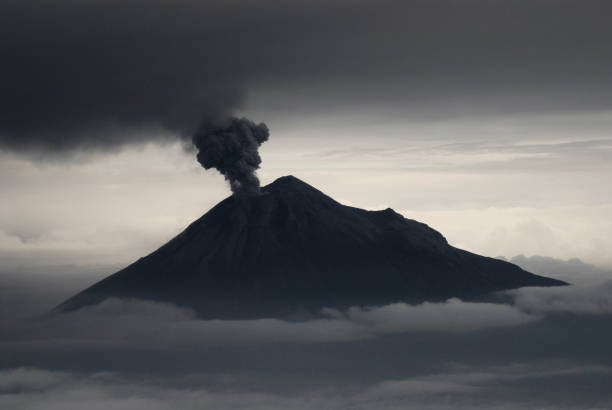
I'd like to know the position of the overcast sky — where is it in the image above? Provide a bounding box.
[1,0,612,270]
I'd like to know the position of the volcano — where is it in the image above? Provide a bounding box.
[59,176,564,318]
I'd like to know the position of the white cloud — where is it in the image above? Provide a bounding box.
[326,298,535,334]
[510,281,612,315]
[0,145,227,268]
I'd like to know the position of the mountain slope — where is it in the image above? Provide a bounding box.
[58,176,565,318]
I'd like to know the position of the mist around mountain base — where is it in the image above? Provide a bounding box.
[1,255,611,409]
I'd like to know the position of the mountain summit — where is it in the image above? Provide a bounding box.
[59,176,564,318]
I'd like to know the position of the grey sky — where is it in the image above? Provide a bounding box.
[2,1,612,267]
[2,110,611,267]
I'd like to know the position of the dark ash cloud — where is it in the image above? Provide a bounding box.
[0,1,245,154]
[193,118,269,194]
[2,1,612,157]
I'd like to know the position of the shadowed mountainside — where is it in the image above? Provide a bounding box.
[58,176,565,318]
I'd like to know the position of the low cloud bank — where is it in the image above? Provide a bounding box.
[3,278,612,353]
[510,281,612,315]
[1,365,610,410]
[1,298,536,352]
[324,298,534,333]
[3,272,612,409]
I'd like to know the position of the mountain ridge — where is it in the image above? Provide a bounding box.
[58,175,565,318]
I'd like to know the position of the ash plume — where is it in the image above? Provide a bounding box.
[192,118,269,195]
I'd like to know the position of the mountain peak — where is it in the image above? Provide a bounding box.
[268,174,302,185]
[262,175,333,198]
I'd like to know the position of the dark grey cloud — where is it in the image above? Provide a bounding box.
[1,0,612,156]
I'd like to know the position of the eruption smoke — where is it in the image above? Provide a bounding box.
[192,118,269,195]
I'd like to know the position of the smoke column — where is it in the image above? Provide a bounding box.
[192,117,269,195]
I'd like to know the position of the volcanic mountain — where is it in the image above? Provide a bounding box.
[59,176,564,318]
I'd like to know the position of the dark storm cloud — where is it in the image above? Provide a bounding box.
[1,0,612,156]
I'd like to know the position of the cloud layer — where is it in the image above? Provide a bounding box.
[1,297,537,353]
[2,270,612,409]
[3,278,612,354]
[1,365,610,410]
